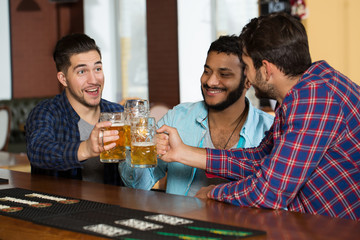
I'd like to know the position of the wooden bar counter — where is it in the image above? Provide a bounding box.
[0,151,30,172]
[0,168,359,240]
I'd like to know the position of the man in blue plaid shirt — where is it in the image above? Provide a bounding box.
[26,33,123,185]
[156,13,360,221]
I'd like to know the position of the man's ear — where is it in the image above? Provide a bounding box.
[244,77,251,89]
[57,72,68,87]
[262,60,272,81]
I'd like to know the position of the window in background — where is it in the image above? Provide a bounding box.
[215,0,258,37]
[178,0,259,105]
[115,0,259,106]
[214,0,260,108]
[116,0,148,101]
[0,0,12,100]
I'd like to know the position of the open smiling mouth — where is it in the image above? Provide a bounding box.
[207,89,224,94]
[84,87,99,95]
[204,86,226,94]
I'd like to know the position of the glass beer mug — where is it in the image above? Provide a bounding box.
[130,117,157,168]
[99,112,130,163]
[124,99,149,120]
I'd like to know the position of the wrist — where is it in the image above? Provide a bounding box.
[77,141,90,161]
[179,145,207,169]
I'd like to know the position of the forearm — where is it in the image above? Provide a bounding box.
[177,145,207,169]
[26,106,82,170]
[27,139,81,170]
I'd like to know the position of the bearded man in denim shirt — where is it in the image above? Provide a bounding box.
[120,35,274,195]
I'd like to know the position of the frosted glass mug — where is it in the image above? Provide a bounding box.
[130,117,157,168]
[99,112,130,163]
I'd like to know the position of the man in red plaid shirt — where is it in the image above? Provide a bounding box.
[157,12,360,221]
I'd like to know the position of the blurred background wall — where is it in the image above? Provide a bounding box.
[304,0,360,86]
[1,0,359,105]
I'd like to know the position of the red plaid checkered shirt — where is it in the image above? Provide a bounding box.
[206,61,360,221]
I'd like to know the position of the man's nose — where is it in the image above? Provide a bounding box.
[206,73,220,86]
[88,71,98,83]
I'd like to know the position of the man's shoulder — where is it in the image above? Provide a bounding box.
[26,94,68,125]
[159,101,206,127]
[31,94,64,112]
[172,101,206,113]
[242,102,274,146]
[167,101,207,120]
[250,104,274,121]
[246,102,274,129]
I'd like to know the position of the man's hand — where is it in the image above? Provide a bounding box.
[156,125,207,169]
[78,121,119,161]
[194,185,216,199]
[156,125,184,163]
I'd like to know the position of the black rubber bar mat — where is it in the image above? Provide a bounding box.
[0,188,266,239]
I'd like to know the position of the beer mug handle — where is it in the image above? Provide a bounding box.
[100,129,105,148]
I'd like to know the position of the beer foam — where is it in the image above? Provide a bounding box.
[132,142,155,147]
[111,123,125,127]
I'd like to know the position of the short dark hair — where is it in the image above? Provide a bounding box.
[53,33,101,73]
[240,12,312,77]
[208,35,242,63]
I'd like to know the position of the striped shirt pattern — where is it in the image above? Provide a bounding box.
[206,61,360,221]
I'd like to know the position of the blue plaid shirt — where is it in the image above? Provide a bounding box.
[206,61,360,221]
[25,91,123,184]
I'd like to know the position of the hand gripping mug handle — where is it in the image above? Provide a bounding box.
[99,129,105,150]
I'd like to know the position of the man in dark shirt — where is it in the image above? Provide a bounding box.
[26,33,123,185]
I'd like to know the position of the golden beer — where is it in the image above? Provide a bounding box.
[100,124,131,163]
[130,142,157,168]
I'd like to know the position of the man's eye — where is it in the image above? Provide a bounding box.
[78,70,84,74]
[220,73,231,77]
[96,67,102,72]
[202,68,212,75]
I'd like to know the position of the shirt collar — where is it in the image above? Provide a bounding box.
[195,101,209,129]
[61,90,109,122]
[242,98,256,137]
[60,90,80,122]
[195,98,254,137]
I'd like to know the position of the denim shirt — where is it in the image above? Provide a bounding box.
[119,98,274,195]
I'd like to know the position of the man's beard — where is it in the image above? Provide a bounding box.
[202,77,245,111]
[67,85,101,108]
[252,69,276,100]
